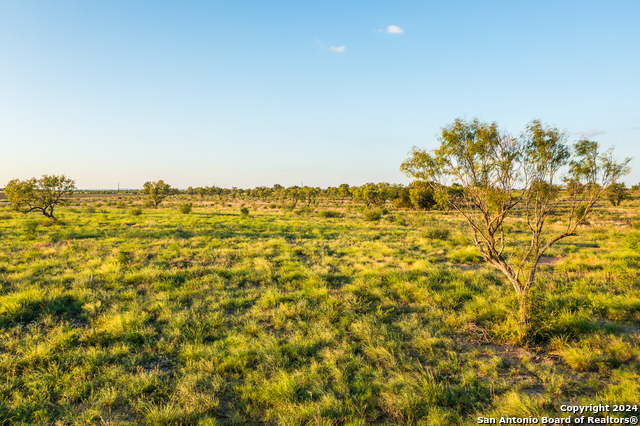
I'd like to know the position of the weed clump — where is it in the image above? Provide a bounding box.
[240,207,250,217]
[117,249,132,266]
[22,220,38,238]
[130,207,143,216]
[423,227,451,241]
[177,202,193,214]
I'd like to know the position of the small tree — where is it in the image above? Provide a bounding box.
[408,181,436,210]
[606,182,631,206]
[401,118,631,341]
[5,174,76,221]
[142,180,172,208]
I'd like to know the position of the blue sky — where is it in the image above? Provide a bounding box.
[1,0,639,188]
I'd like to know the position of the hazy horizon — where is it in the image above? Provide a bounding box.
[2,0,639,189]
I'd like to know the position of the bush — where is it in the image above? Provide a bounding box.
[83,206,96,214]
[240,207,250,216]
[130,207,143,217]
[393,213,407,226]
[294,206,314,215]
[0,212,12,220]
[22,220,38,238]
[318,210,342,218]
[177,202,193,214]
[363,208,383,222]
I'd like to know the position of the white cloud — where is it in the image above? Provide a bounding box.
[329,46,345,53]
[384,25,404,34]
[571,129,605,138]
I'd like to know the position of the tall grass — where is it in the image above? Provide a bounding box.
[0,198,638,424]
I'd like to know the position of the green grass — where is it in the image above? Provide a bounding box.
[0,197,639,425]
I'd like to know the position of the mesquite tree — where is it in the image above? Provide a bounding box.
[142,180,173,208]
[5,174,76,220]
[401,118,631,340]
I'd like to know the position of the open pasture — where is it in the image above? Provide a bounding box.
[1,195,639,425]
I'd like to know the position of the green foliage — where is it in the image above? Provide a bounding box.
[607,182,631,206]
[363,207,383,221]
[409,180,436,210]
[401,117,632,341]
[177,202,193,214]
[142,180,172,208]
[239,206,250,216]
[130,207,143,216]
[4,174,76,220]
[21,220,38,237]
[117,249,132,266]
[293,206,313,215]
[317,209,342,218]
[423,227,451,240]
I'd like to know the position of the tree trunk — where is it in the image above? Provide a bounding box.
[517,293,529,342]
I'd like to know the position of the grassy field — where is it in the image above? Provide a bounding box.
[1,194,639,425]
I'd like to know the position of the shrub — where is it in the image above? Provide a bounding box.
[130,207,143,217]
[363,208,383,222]
[177,202,193,214]
[240,207,250,216]
[83,206,96,214]
[294,206,313,215]
[393,213,407,226]
[318,210,342,218]
[0,212,12,220]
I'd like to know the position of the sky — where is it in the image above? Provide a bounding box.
[1,0,639,189]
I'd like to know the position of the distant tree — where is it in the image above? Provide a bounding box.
[607,182,631,206]
[353,183,387,207]
[338,184,351,204]
[142,180,172,208]
[5,174,76,220]
[287,186,305,208]
[393,186,413,209]
[408,181,436,210]
[303,186,319,205]
[401,118,631,341]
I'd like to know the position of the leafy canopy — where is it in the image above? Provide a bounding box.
[142,180,173,207]
[5,175,76,220]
